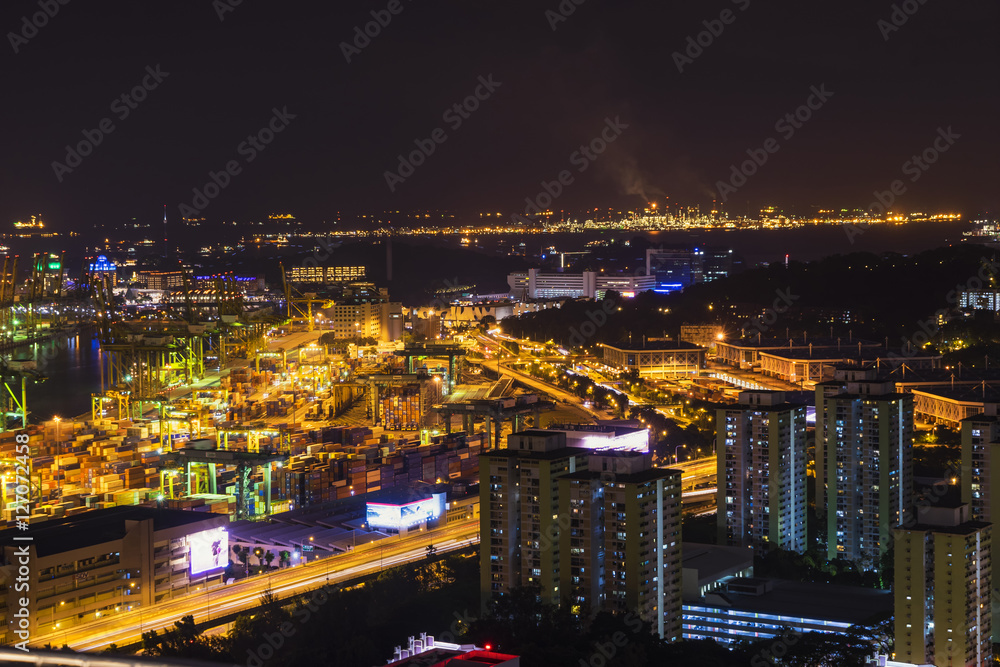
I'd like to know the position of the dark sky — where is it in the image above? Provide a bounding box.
[0,0,997,234]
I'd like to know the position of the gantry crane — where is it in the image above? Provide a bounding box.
[279,262,333,331]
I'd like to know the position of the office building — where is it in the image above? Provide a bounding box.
[559,451,683,640]
[506,269,655,301]
[136,270,184,290]
[717,391,808,554]
[322,299,402,342]
[286,264,366,284]
[894,503,992,667]
[480,431,585,608]
[816,369,913,568]
[645,246,732,292]
[507,269,596,300]
[595,274,657,299]
[959,288,1000,312]
[0,506,228,643]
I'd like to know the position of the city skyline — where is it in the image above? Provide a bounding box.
[0,0,996,233]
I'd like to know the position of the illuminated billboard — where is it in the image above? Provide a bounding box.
[189,526,228,575]
[556,428,649,452]
[367,494,445,530]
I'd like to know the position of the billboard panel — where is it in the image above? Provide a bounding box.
[367,496,443,530]
[190,526,228,575]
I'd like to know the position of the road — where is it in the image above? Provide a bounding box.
[31,520,480,652]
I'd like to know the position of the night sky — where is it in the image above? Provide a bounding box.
[0,0,997,234]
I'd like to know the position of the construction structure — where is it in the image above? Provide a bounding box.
[0,359,45,430]
[280,262,333,331]
[161,446,286,520]
[431,378,555,449]
[395,342,467,394]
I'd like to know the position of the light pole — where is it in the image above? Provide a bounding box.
[672,444,688,464]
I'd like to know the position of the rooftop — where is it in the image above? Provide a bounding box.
[697,578,893,626]
[603,340,704,352]
[682,542,754,591]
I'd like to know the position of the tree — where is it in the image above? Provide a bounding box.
[235,546,249,576]
[264,550,276,569]
[141,615,228,660]
[425,544,437,559]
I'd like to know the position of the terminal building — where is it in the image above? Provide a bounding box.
[0,506,228,643]
[601,341,705,378]
[507,269,656,300]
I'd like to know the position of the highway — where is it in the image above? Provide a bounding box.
[476,334,719,503]
[31,520,480,653]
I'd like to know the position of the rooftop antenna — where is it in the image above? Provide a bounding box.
[163,204,168,258]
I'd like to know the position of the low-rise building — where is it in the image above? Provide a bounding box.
[0,506,228,642]
[682,578,893,645]
[602,341,705,378]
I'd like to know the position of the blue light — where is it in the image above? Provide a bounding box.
[89,255,116,272]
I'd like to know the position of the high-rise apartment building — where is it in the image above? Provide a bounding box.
[480,431,584,607]
[717,391,808,554]
[816,369,913,567]
[894,503,992,667]
[559,451,682,640]
[960,404,1000,641]
[480,434,683,640]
